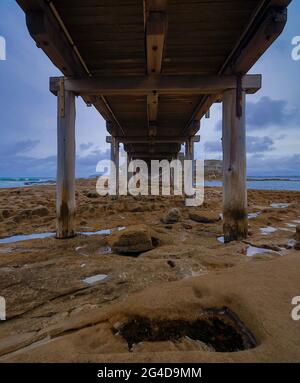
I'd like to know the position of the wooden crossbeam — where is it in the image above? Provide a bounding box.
[106,135,200,144]
[19,1,123,136]
[147,92,159,121]
[146,11,168,75]
[144,0,168,136]
[50,74,262,96]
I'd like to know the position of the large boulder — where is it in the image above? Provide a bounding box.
[161,208,181,224]
[107,224,158,254]
[189,212,220,224]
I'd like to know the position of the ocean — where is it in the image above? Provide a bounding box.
[0,177,55,188]
[205,176,300,191]
[0,176,300,191]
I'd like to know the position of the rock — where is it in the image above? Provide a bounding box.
[86,191,99,198]
[296,225,300,241]
[126,203,151,212]
[167,260,176,268]
[13,209,32,222]
[189,212,220,224]
[31,206,49,217]
[295,241,300,251]
[161,208,181,224]
[107,224,157,254]
[0,209,12,219]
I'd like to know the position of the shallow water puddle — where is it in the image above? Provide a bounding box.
[286,223,296,228]
[217,236,225,243]
[0,232,55,244]
[270,203,290,209]
[260,226,277,235]
[116,307,257,353]
[98,246,112,255]
[80,226,125,236]
[286,239,296,249]
[82,274,108,285]
[246,246,280,257]
[248,212,261,219]
[0,227,126,245]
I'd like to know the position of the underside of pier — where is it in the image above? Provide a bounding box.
[17,0,291,241]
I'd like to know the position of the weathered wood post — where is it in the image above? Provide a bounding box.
[56,77,76,239]
[185,137,193,161]
[222,78,248,242]
[110,136,119,195]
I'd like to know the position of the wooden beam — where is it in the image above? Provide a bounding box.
[25,10,84,77]
[56,79,76,239]
[109,135,200,144]
[222,88,248,243]
[50,74,262,96]
[146,11,167,75]
[147,92,159,121]
[183,3,289,136]
[226,8,288,74]
[19,1,123,136]
[145,1,168,133]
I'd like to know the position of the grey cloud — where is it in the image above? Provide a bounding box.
[204,140,222,153]
[247,97,299,128]
[79,142,94,151]
[246,136,274,153]
[248,154,300,176]
[204,136,275,155]
[0,140,40,156]
[0,143,110,178]
[213,96,299,132]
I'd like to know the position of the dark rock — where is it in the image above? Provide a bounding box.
[108,224,157,254]
[86,191,99,198]
[161,208,181,224]
[167,260,176,268]
[295,241,300,251]
[189,212,220,224]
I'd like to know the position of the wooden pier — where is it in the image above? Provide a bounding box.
[17,0,291,241]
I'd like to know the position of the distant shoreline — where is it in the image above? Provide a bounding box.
[1,176,300,191]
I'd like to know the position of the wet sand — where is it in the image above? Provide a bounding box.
[0,179,300,362]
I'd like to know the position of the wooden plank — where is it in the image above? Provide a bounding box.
[56,84,76,239]
[147,92,159,121]
[146,11,168,74]
[145,1,168,134]
[222,88,248,243]
[50,74,262,95]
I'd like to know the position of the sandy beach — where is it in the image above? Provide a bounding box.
[0,179,300,362]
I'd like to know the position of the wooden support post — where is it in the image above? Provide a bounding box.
[222,86,248,243]
[185,137,194,161]
[56,78,76,239]
[110,136,119,195]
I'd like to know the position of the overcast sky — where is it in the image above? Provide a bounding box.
[0,1,299,177]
